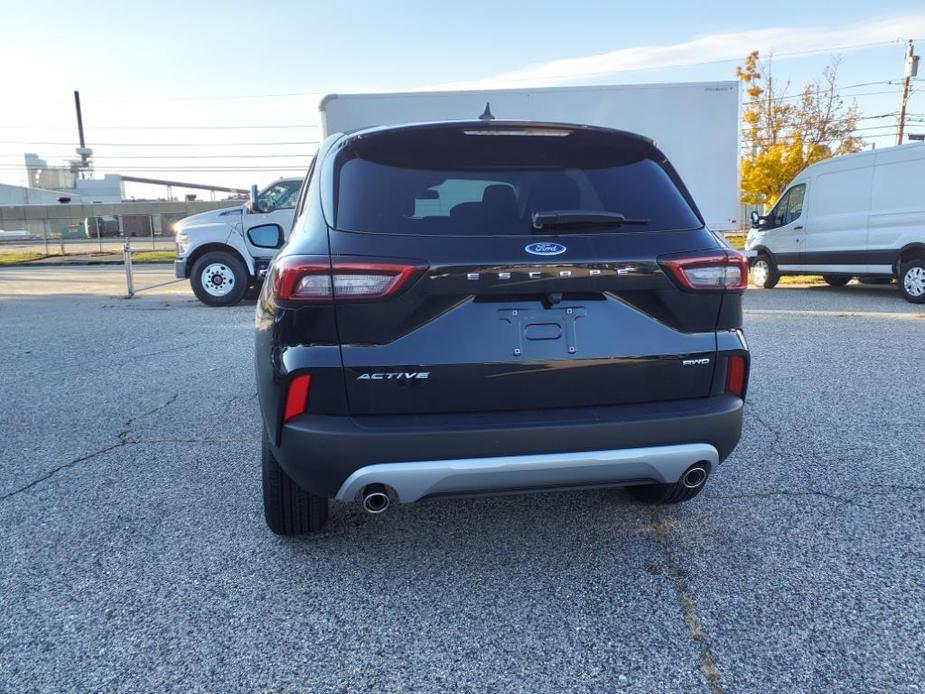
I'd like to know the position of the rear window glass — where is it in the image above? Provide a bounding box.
[334,127,701,236]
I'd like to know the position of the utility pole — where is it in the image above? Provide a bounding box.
[73,90,93,175]
[74,90,86,151]
[896,40,919,145]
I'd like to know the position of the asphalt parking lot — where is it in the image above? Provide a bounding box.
[1,267,924,693]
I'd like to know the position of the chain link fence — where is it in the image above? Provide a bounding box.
[0,200,238,258]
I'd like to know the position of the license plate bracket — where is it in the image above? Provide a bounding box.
[498,307,586,357]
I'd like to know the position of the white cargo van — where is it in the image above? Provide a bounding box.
[174,176,305,306]
[746,143,925,303]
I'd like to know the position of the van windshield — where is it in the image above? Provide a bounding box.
[334,127,702,236]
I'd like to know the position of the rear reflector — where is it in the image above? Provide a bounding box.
[272,258,420,302]
[725,356,746,397]
[660,252,748,291]
[283,374,311,422]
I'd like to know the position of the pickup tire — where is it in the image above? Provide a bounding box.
[899,260,925,304]
[190,251,248,307]
[750,253,779,289]
[262,430,329,535]
[822,275,851,287]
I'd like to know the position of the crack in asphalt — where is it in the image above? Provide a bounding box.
[744,400,785,456]
[650,511,725,694]
[0,442,128,503]
[134,438,251,445]
[118,393,178,444]
[0,393,179,503]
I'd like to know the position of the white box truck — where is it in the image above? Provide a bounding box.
[320,82,741,232]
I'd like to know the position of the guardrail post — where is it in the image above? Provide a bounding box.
[42,219,49,256]
[123,240,134,298]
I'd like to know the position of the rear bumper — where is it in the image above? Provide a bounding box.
[272,394,744,500]
[335,443,718,503]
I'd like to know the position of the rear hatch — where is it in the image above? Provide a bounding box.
[325,123,738,415]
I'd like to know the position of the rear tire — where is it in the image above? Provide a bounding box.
[751,253,779,289]
[822,274,851,287]
[262,430,329,535]
[627,465,709,505]
[190,251,248,307]
[899,260,925,304]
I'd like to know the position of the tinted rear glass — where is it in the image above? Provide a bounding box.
[335,126,701,236]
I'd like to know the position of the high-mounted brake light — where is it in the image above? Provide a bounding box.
[660,252,748,292]
[283,374,311,422]
[725,355,747,398]
[272,258,420,302]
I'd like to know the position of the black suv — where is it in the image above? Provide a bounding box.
[256,121,749,535]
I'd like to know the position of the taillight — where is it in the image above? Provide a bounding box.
[283,374,311,422]
[725,355,747,398]
[660,252,748,292]
[272,258,420,302]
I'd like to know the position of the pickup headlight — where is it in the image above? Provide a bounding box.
[175,230,189,255]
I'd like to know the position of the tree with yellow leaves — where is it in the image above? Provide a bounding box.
[737,51,864,209]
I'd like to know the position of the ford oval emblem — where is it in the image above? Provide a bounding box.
[525,242,566,256]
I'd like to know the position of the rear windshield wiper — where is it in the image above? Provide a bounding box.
[532,210,650,232]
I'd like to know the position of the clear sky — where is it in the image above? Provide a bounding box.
[1,1,923,199]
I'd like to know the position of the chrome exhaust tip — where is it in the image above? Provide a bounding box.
[681,465,708,489]
[362,484,391,514]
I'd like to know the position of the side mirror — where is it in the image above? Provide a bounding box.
[246,224,284,249]
[750,211,768,229]
[247,184,262,214]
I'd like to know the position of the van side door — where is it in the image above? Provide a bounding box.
[801,166,872,274]
[763,185,806,267]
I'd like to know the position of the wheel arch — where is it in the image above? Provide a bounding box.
[750,245,776,265]
[896,243,925,272]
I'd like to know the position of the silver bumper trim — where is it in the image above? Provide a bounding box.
[334,443,719,503]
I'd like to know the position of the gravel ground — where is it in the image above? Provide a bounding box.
[1,271,923,693]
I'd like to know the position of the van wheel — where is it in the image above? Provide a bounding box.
[750,254,779,288]
[822,275,851,287]
[627,465,709,505]
[262,430,329,535]
[190,251,248,307]
[899,261,925,304]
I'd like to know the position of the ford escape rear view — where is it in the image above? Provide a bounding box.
[255,121,749,535]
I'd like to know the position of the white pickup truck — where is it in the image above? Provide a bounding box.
[174,177,304,306]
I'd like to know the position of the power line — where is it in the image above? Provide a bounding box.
[0,124,320,130]
[769,82,897,100]
[0,166,308,172]
[739,113,898,133]
[745,86,900,105]
[0,153,316,160]
[0,140,320,146]
[96,91,326,104]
